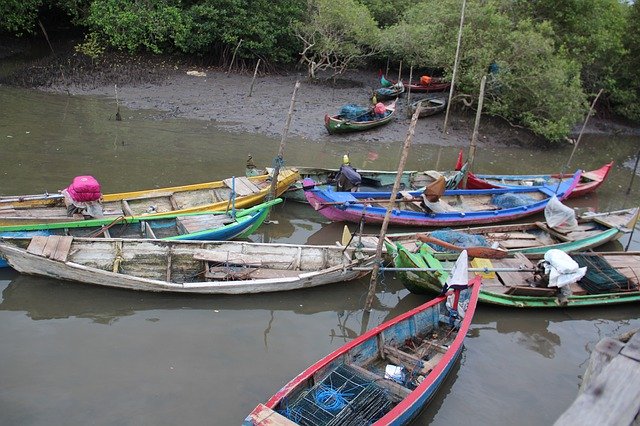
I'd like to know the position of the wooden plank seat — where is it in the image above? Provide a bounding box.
[176,214,235,234]
[348,363,411,399]
[223,176,261,196]
[194,249,262,266]
[26,235,73,262]
[383,344,442,375]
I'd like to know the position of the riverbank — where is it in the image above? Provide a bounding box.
[3,40,639,146]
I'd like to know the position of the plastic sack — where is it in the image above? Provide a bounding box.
[420,75,432,85]
[542,249,587,288]
[373,102,386,115]
[544,195,578,231]
[66,176,102,202]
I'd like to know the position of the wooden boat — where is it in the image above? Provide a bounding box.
[275,165,467,203]
[374,81,405,101]
[356,207,639,257]
[392,247,640,308]
[404,79,451,93]
[409,97,447,118]
[244,274,482,425]
[0,169,299,226]
[0,236,375,294]
[303,171,581,227]
[459,160,613,199]
[0,199,283,268]
[324,101,396,134]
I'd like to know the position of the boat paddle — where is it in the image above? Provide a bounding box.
[416,233,508,259]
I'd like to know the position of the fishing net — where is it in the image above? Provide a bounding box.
[278,364,392,425]
[426,229,489,252]
[571,254,634,294]
[491,193,537,209]
[339,104,371,121]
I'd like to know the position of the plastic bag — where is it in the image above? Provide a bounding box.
[544,195,578,231]
[542,249,587,288]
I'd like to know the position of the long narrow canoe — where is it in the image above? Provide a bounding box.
[461,162,613,199]
[304,171,581,227]
[324,101,396,134]
[358,207,638,257]
[393,247,640,308]
[0,169,299,226]
[244,275,481,425]
[0,236,374,294]
[276,165,467,203]
[409,97,447,118]
[0,199,282,268]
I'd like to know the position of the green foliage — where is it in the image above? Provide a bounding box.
[296,0,381,78]
[0,0,43,35]
[74,31,105,62]
[359,0,412,28]
[86,0,190,54]
[178,0,304,63]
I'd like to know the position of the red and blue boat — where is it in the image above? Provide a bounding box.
[244,274,482,425]
[303,171,581,227]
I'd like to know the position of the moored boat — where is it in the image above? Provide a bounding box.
[458,159,613,199]
[244,271,482,425]
[303,171,581,227]
[275,165,467,202]
[392,247,640,308]
[409,97,447,118]
[0,170,299,226]
[0,198,283,268]
[373,81,405,101]
[0,236,375,294]
[324,101,396,134]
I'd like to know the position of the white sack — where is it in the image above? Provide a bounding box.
[544,195,578,231]
[543,249,587,288]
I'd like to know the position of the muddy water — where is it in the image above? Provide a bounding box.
[0,86,639,425]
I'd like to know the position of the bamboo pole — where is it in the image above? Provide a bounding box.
[462,75,487,188]
[114,84,122,121]
[355,266,538,273]
[442,0,467,134]
[227,39,243,76]
[364,103,423,311]
[406,65,414,116]
[626,148,640,195]
[397,61,402,85]
[565,88,604,171]
[269,81,300,199]
[248,59,261,97]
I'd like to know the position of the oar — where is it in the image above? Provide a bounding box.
[417,233,508,259]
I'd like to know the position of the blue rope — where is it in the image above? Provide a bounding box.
[314,384,352,412]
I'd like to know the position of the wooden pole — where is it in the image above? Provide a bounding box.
[442,0,467,134]
[248,59,261,97]
[565,88,604,171]
[462,75,486,187]
[364,103,423,311]
[269,81,300,199]
[626,148,640,195]
[114,84,122,121]
[385,58,390,77]
[406,65,414,115]
[227,39,243,76]
[397,61,402,84]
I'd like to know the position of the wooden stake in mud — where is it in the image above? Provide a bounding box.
[626,148,640,195]
[114,84,122,121]
[269,81,300,200]
[227,39,243,76]
[248,59,262,97]
[462,75,486,188]
[406,65,414,114]
[364,103,423,311]
[443,0,467,134]
[565,88,604,172]
[397,61,403,85]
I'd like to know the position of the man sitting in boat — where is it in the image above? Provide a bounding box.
[335,155,362,192]
[61,175,104,218]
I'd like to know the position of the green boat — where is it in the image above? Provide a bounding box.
[324,100,396,134]
[390,243,640,308]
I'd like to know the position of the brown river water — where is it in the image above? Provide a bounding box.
[0,84,639,425]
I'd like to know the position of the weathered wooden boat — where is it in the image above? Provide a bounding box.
[324,101,396,134]
[276,165,467,203]
[0,170,299,226]
[374,81,405,101]
[303,171,581,227]
[409,97,447,118]
[355,207,639,257]
[244,274,482,425]
[392,247,640,308]
[0,236,375,294]
[0,199,282,268]
[404,80,451,93]
[459,160,613,199]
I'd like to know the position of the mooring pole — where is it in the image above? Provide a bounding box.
[626,148,640,195]
[269,81,300,200]
[364,104,423,311]
[442,0,466,134]
[462,75,486,188]
[248,59,261,97]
